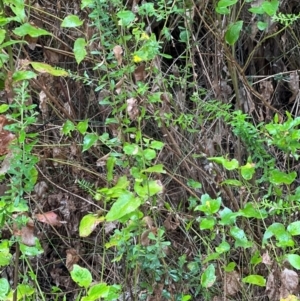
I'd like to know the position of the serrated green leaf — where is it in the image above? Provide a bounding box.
[106,192,141,221]
[70,265,92,288]
[225,20,243,45]
[201,264,216,288]
[74,38,87,64]
[61,15,83,28]
[242,275,266,287]
[269,169,296,185]
[30,62,68,76]
[79,214,104,237]
[62,120,75,135]
[83,133,98,152]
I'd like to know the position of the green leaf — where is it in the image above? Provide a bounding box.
[230,226,253,248]
[221,179,242,186]
[19,241,44,256]
[249,7,265,14]
[187,179,202,189]
[13,23,51,37]
[269,169,296,185]
[150,140,164,149]
[76,119,89,135]
[16,284,34,299]
[263,223,294,247]
[224,262,236,272]
[219,207,240,225]
[79,214,105,237]
[194,194,222,215]
[225,20,243,45]
[257,21,268,30]
[107,156,116,182]
[106,192,141,221]
[285,254,300,270]
[81,0,94,9]
[134,180,163,198]
[0,29,6,45]
[239,202,267,219]
[143,148,156,160]
[0,278,9,298]
[82,283,110,301]
[208,156,239,170]
[242,275,266,287]
[240,162,255,180]
[117,10,135,26]
[142,164,166,173]
[201,264,216,288]
[74,38,87,64]
[250,251,262,266]
[83,133,98,152]
[12,70,36,82]
[123,143,139,155]
[215,241,230,254]
[70,265,92,288]
[287,221,300,236]
[62,120,75,135]
[200,217,215,230]
[61,15,83,28]
[262,0,279,16]
[30,62,68,76]
[216,0,238,14]
[0,104,9,113]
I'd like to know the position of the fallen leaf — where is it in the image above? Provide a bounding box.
[262,251,272,265]
[113,45,123,66]
[133,63,146,82]
[34,181,48,198]
[0,115,15,156]
[224,270,240,296]
[163,215,179,231]
[14,217,36,246]
[66,248,80,271]
[35,211,61,227]
[39,90,48,117]
[280,268,299,299]
[126,98,139,120]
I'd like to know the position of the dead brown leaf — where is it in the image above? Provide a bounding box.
[39,90,48,117]
[35,211,61,227]
[133,63,146,82]
[34,181,48,199]
[13,217,36,246]
[126,98,139,120]
[262,251,272,265]
[66,248,80,271]
[113,45,123,66]
[0,115,15,156]
[163,215,179,231]
[224,270,240,296]
[288,71,299,103]
[266,269,280,301]
[280,268,299,299]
